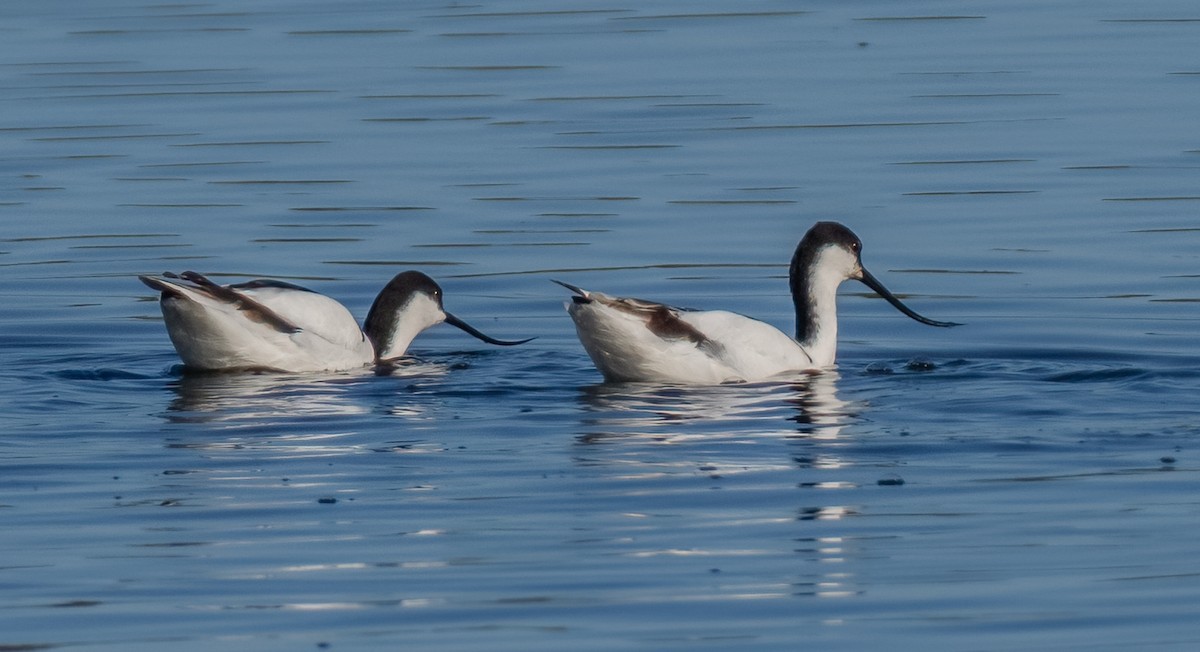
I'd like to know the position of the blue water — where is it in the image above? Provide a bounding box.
[3,1,1199,650]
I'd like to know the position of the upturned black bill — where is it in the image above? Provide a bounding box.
[858,268,961,328]
[445,312,535,345]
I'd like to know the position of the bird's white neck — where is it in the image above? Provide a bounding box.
[795,261,842,367]
[364,292,445,362]
[373,322,421,361]
[791,244,860,368]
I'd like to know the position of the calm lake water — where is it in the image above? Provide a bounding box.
[3,0,1199,649]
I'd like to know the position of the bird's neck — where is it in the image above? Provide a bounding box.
[790,254,841,367]
[364,317,421,362]
[363,300,419,362]
[363,291,443,362]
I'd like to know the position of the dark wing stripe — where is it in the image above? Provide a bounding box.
[230,279,317,293]
[644,305,708,346]
[616,298,725,357]
[168,271,302,334]
[555,280,725,356]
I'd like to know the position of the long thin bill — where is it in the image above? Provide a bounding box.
[858,267,961,327]
[444,312,535,346]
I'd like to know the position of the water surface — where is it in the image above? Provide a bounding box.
[2,1,1199,650]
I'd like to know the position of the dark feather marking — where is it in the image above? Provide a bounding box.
[611,297,724,357]
[139,275,182,298]
[643,304,704,343]
[161,271,302,334]
[651,308,725,356]
[554,279,724,356]
[552,280,595,306]
[230,279,317,293]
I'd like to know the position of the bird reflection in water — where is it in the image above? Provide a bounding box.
[575,370,854,447]
[166,371,366,420]
[573,371,863,600]
[164,360,454,419]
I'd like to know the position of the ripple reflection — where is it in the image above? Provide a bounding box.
[576,371,853,445]
[164,361,451,421]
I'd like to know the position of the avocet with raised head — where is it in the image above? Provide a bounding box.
[556,221,959,384]
[140,270,531,372]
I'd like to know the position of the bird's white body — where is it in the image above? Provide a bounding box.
[155,279,375,372]
[142,271,528,373]
[559,222,958,385]
[567,296,814,384]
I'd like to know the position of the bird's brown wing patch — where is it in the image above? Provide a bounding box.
[146,271,302,334]
[555,280,724,356]
[604,296,724,356]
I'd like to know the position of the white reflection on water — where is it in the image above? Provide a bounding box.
[575,370,853,444]
[168,372,369,418]
[571,371,868,603]
[164,360,452,420]
[159,365,459,459]
[569,372,862,497]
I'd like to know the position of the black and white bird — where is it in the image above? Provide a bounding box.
[556,221,959,384]
[140,270,530,372]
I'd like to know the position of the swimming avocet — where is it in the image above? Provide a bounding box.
[140,270,531,372]
[555,221,959,384]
